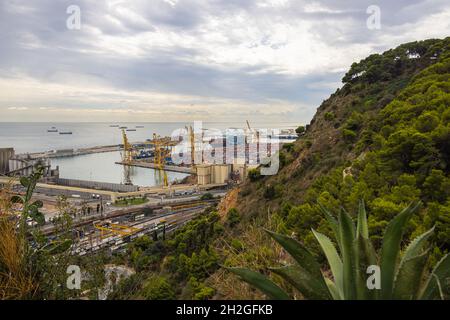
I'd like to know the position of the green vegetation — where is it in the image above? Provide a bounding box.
[295,126,305,135]
[109,210,222,299]
[0,167,106,299]
[227,201,449,300]
[114,197,148,207]
[248,168,261,182]
[324,112,335,121]
[200,193,214,200]
[3,38,449,301]
[214,38,450,299]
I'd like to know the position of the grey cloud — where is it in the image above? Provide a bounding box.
[0,0,448,122]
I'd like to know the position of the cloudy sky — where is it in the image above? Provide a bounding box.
[0,0,449,123]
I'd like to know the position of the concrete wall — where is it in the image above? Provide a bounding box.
[0,148,14,174]
[55,178,139,192]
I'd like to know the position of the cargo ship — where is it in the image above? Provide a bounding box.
[59,131,73,135]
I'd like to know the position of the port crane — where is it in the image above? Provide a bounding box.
[121,129,134,185]
[121,129,135,163]
[152,133,171,187]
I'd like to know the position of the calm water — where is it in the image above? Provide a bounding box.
[52,151,188,187]
[0,122,299,186]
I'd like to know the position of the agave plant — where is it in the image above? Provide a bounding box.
[10,166,46,230]
[226,200,449,300]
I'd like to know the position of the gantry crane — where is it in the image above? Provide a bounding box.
[121,129,134,185]
[121,129,134,164]
[152,133,171,187]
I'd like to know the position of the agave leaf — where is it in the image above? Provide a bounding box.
[420,253,450,300]
[354,234,379,300]
[226,267,290,300]
[356,199,369,239]
[312,229,344,298]
[393,249,430,300]
[380,201,421,299]
[318,203,341,250]
[325,278,342,300]
[401,226,434,262]
[264,229,323,280]
[338,209,357,300]
[270,265,332,300]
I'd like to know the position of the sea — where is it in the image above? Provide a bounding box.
[0,122,299,187]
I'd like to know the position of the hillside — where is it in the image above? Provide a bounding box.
[107,37,449,300]
[208,37,450,298]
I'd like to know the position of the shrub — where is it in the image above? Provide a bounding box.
[248,168,261,182]
[324,112,335,121]
[226,208,241,227]
[142,275,175,300]
[295,126,305,135]
[343,129,357,142]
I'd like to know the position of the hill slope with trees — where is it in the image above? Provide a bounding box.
[108,37,449,300]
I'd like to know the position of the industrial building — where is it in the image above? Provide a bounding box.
[0,148,14,174]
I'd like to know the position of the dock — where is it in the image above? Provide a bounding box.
[19,144,122,160]
[115,160,194,174]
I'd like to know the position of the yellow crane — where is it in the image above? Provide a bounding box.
[93,221,141,239]
[121,129,134,185]
[121,129,134,164]
[152,133,170,187]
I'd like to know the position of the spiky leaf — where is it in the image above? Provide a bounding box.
[318,203,341,249]
[401,227,434,262]
[380,202,421,299]
[265,230,323,280]
[338,209,357,300]
[356,199,369,239]
[354,234,379,300]
[270,265,331,300]
[325,278,341,300]
[226,267,290,300]
[312,229,343,299]
[420,253,450,300]
[393,250,429,300]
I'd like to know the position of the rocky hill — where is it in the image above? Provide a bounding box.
[209,37,450,298]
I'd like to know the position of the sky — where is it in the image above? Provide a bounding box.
[0,0,449,123]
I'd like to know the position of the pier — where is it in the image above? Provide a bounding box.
[115,160,194,174]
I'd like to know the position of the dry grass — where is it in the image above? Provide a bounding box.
[209,210,300,299]
[216,188,239,220]
[0,181,38,299]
